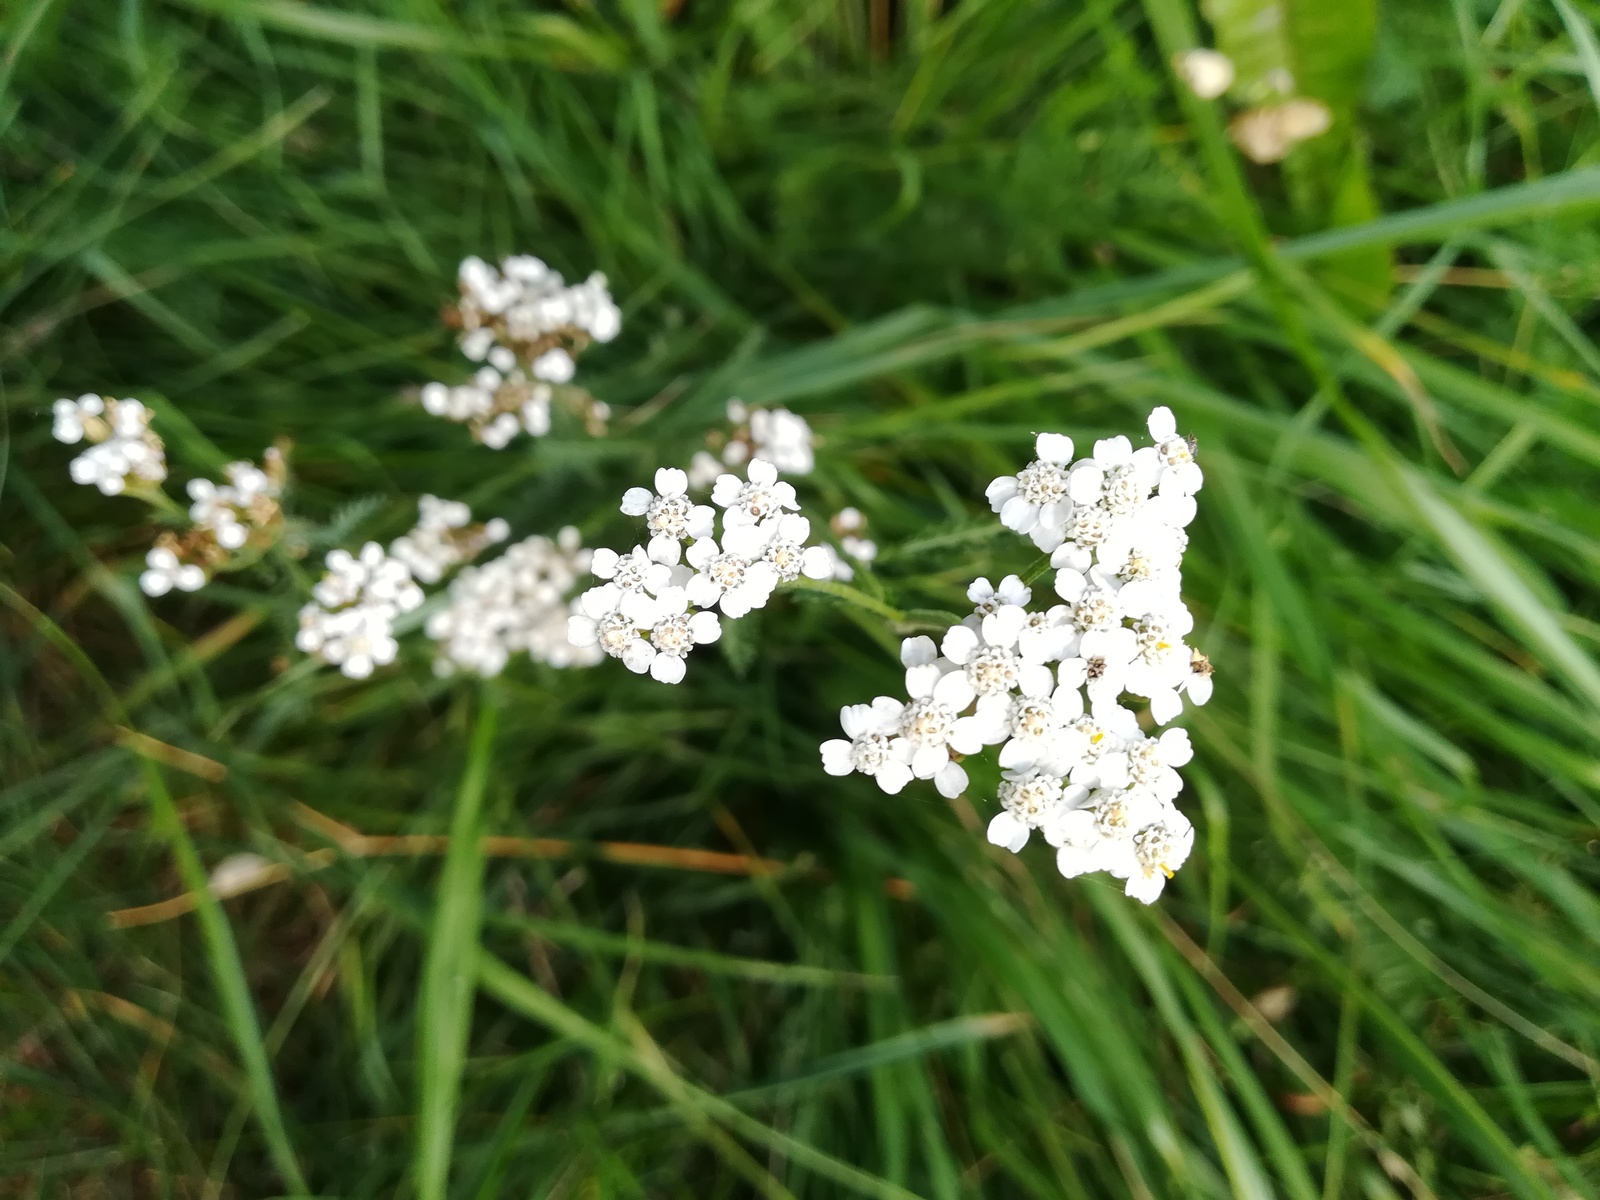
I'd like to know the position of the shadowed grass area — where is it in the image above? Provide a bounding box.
[4,1,1600,1196]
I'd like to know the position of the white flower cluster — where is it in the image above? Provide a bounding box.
[420,370,554,449]
[138,447,289,598]
[821,407,1211,904]
[569,459,834,684]
[427,527,597,677]
[296,544,425,679]
[51,395,167,496]
[390,494,510,584]
[456,254,621,380]
[422,254,621,448]
[690,400,816,487]
[185,451,285,552]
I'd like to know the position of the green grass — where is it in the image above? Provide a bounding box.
[5,0,1600,1196]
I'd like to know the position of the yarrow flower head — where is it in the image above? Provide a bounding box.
[621,467,716,565]
[52,395,167,496]
[297,543,425,679]
[428,527,596,677]
[824,407,1211,904]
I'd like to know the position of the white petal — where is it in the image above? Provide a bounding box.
[688,611,722,644]
[800,545,833,579]
[580,584,621,619]
[686,574,722,609]
[686,505,717,538]
[996,575,1032,606]
[1148,689,1182,725]
[934,760,969,799]
[650,653,687,684]
[567,615,599,646]
[590,547,620,578]
[966,577,996,603]
[982,604,1027,648]
[721,524,767,557]
[821,740,855,775]
[987,811,1030,853]
[905,663,941,699]
[1017,663,1055,697]
[985,476,1019,511]
[901,635,938,668]
[747,458,778,485]
[1186,674,1214,705]
[685,537,720,570]
[1094,435,1133,465]
[1124,871,1167,904]
[875,761,913,794]
[646,534,683,565]
[1035,432,1075,465]
[932,670,975,711]
[621,487,653,516]
[940,624,980,664]
[999,496,1038,533]
[910,743,949,778]
[655,467,688,496]
[1067,463,1104,504]
[1147,406,1177,441]
[622,640,655,674]
[1054,569,1088,603]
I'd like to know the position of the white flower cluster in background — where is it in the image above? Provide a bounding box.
[422,254,619,448]
[822,407,1212,904]
[390,494,510,584]
[138,447,289,597]
[52,395,167,496]
[428,527,597,677]
[296,543,425,679]
[690,400,816,487]
[569,459,834,683]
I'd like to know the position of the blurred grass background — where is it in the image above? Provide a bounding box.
[5,0,1600,1196]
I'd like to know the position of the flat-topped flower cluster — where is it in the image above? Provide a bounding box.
[569,458,836,683]
[424,255,620,448]
[821,408,1211,903]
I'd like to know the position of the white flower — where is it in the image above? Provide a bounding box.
[940,605,1056,699]
[635,586,722,684]
[1056,702,1141,789]
[1059,625,1139,709]
[986,769,1088,854]
[621,467,715,564]
[1147,406,1203,495]
[965,575,1031,621]
[684,527,778,618]
[688,450,724,490]
[432,528,596,676]
[1046,787,1164,879]
[1113,809,1195,903]
[748,407,815,476]
[813,543,855,582]
[1124,728,1193,803]
[840,534,877,564]
[820,697,915,794]
[711,458,798,527]
[1172,49,1234,100]
[52,394,101,444]
[995,677,1088,772]
[899,635,980,796]
[58,396,166,495]
[531,347,575,383]
[139,546,206,597]
[1178,649,1215,711]
[986,433,1076,551]
[390,495,508,586]
[758,513,833,583]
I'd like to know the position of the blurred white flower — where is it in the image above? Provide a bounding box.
[54,395,167,496]
[430,527,595,676]
[139,545,206,597]
[1172,48,1235,99]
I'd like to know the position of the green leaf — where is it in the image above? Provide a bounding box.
[413,692,501,1200]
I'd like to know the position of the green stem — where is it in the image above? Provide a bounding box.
[413,690,501,1200]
